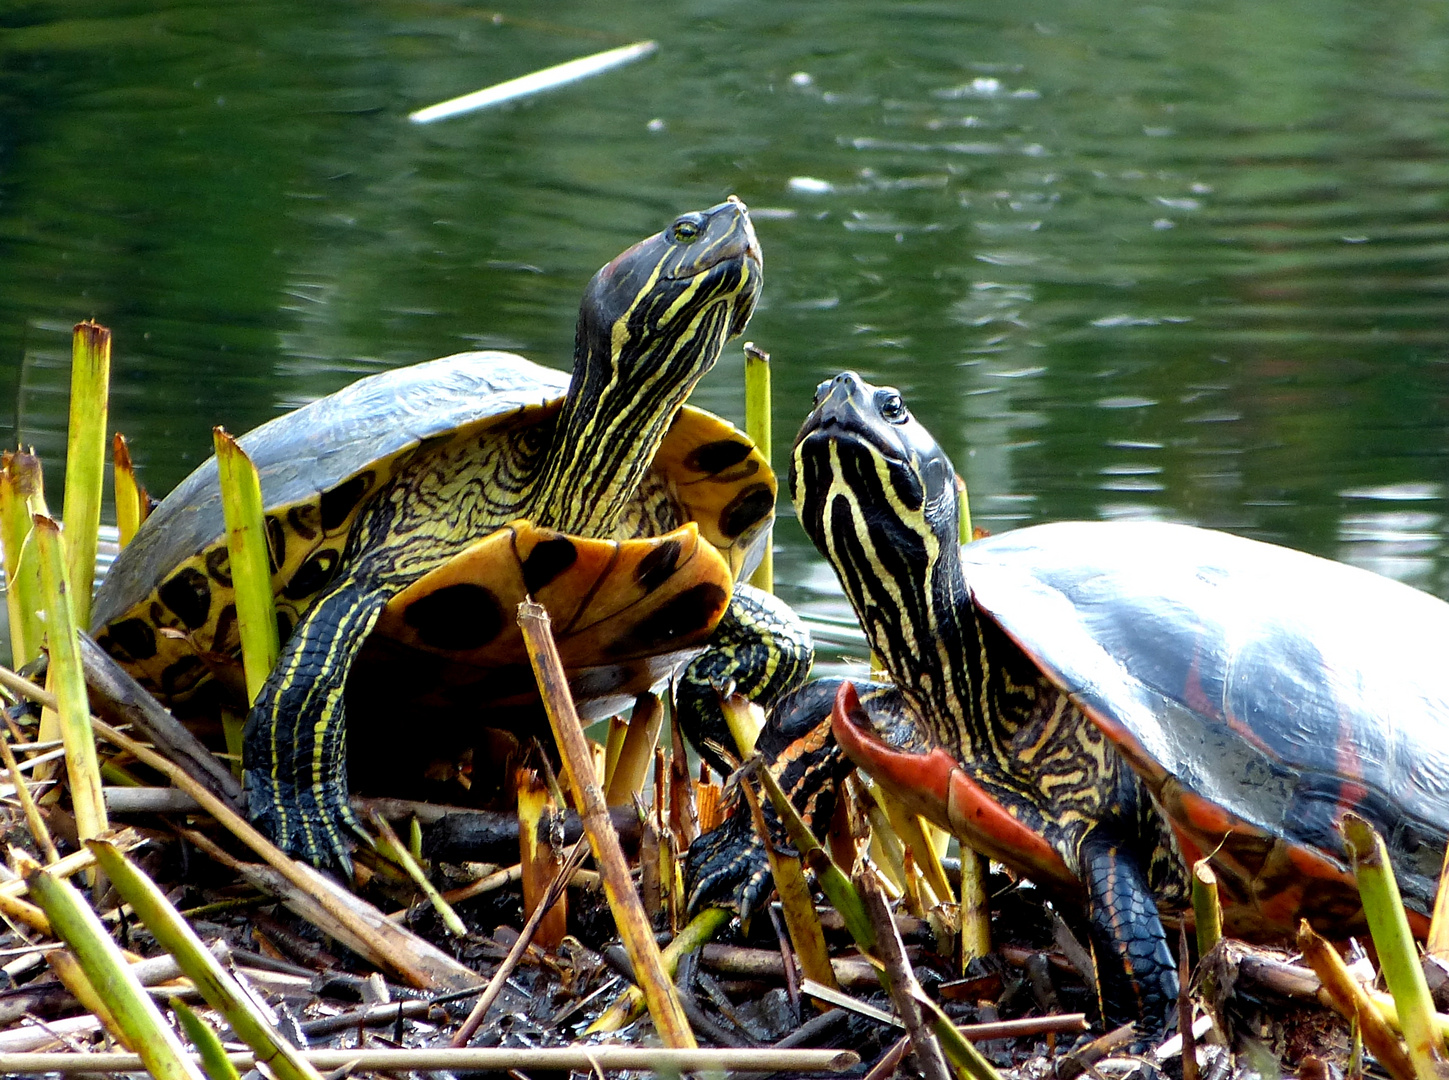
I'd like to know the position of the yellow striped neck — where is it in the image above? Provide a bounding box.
[528,259,749,536]
[799,437,990,760]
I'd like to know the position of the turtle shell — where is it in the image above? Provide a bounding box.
[91,350,774,707]
[959,519,1449,935]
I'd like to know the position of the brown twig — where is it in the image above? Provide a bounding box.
[0,1047,860,1074]
[857,869,950,1080]
[1179,924,1199,1080]
[517,598,696,1048]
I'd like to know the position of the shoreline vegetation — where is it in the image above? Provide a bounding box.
[0,321,1444,1077]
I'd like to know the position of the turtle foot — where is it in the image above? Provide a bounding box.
[684,806,775,923]
[244,768,362,877]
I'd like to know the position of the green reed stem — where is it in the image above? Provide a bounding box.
[91,839,323,1080]
[62,321,110,628]
[0,452,46,668]
[34,515,108,846]
[21,855,205,1080]
[744,342,773,593]
[213,429,279,705]
[1344,814,1444,1079]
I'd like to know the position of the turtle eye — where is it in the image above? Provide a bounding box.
[878,391,908,424]
[671,216,703,242]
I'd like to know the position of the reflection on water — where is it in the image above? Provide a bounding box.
[3,0,1448,650]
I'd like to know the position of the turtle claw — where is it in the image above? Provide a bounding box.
[684,808,775,923]
[244,767,362,875]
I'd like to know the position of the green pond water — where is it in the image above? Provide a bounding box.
[3,0,1448,657]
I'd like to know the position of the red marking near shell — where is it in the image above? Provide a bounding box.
[1284,841,1357,892]
[830,681,1079,893]
[1182,645,1220,721]
[1171,785,1241,840]
[945,767,1079,891]
[1333,724,1369,818]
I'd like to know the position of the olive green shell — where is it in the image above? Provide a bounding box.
[91,350,774,703]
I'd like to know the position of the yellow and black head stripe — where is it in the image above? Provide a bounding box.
[789,372,991,758]
[531,201,761,537]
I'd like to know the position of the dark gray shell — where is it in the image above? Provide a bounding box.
[962,519,1449,916]
[91,350,565,630]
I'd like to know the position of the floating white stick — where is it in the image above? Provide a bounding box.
[409,40,658,124]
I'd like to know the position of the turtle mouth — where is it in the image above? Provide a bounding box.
[796,413,909,471]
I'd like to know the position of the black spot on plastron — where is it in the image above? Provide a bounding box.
[719,483,775,539]
[522,536,578,595]
[276,611,294,643]
[287,503,320,541]
[319,472,373,533]
[105,618,157,662]
[264,515,286,574]
[204,546,233,588]
[613,582,728,655]
[403,583,504,652]
[157,567,213,630]
[685,439,755,476]
[635,538,683,593]
[160,654,206,699]
[282,550,340,600]
[211,603,239,655]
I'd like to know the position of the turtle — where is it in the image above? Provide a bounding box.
[750,370,1449,1034]
[92,198,810,870]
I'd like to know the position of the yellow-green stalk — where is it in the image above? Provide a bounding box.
[34,515,107,846]
[371,811,468,939]
[1192,860,1222,957]
[741,777,838,991]
[588,905,732,1033]
[21,855,206,1080]
[758,765,1001,1080]
[756,760,875,950]
[743,343,772,593]
[172,1000,243,1080]
[955,472,991,960]
[1343,814,1444,1079]
[0,451,46,668]
[95,836,322,1080]
[213,429,279,704]
[112,433,143,549]
[47,948,125,1045]
[720,690,765,758]
[62,320,111,628]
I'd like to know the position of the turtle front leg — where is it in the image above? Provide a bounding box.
[674,583,814,777]
[1078,828,1178,1038]
[243,578,387,872]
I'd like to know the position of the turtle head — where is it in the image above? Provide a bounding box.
[577,196,761,389]
[538,198,762,535]
[790,371,959,562]
[790,373,968,708]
